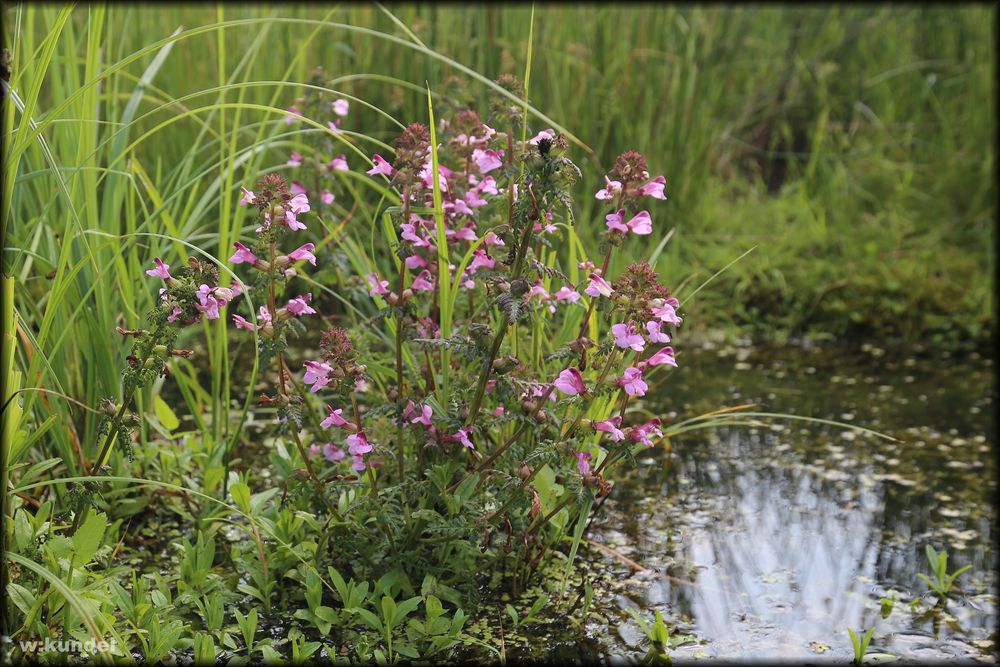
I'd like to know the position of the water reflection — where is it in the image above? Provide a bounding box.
[596,343,996,660]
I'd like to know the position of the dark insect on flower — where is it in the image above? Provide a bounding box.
[536,138,552,156]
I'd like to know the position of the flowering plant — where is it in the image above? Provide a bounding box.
[109,75,682,637]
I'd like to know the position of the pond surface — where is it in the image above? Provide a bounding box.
[513,338,997,663]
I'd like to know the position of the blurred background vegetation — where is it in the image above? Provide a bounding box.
[6,4,995,346]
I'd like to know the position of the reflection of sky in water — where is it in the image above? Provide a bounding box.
[647,431,885,656]
[599,346,996,659]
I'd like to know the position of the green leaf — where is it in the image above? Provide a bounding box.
[6,583,36,615]
[153,395,180,431]
[506,603,519,627]
[356,608,384,634]
[381,595,398,629]
[72,511,108,567]
[394,644,420,659]
[395,596,423,625]
[425,595,443,623]
[230,482,251,514]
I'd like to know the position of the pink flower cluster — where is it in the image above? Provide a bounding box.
[229,186,318,333]
[145,257,240,324]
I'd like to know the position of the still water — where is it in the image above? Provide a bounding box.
[518,339,996,663]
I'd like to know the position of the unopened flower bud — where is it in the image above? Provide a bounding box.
[152,344,169,359]
[534,410,547,423]
[518,464,531,480]
[283,268,297,281]
[521,399,537,413]
[510,278,530,297]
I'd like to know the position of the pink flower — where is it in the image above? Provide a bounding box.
[451,224,478,242]
[309,443,321,458]
[528,129,555,145]
[611,323,646,352]
[323,443,345,461]
[232,314,256,331]
[554,286,581,302]
[321,189,334,205]
[418,162,449,192]
[288,243,317,266]
[573,450,592,476]
[638,175,666,200]
[411,270,434,291]
[367,154,394,177]
[285,294,316,316]
[239,186,256,205]
[258,306,272,325]
[288,151,303,167]
[321,407,351,428]
[409,403,434,428]
[332,98,350,116]
[367,273,390,297]
[452,427,474,449]
[465,188,488,208]
[605,210,629,233]
[146,257,172,281]
[404,254,427,270]
[290,181,307,196]
[347,432,372,456]
[593,416,625,442]
[493,406,505,416]
[484,231,505,246]
[283,192,310,231]
[194,284,221,319]
[230,242,258,265]
[400,221,430,247]
[629,418,663,446]
[646,321,671,343]
[167,306,183,322]
[212,287,237,306]
[584,273,614,298]
[329,154,349,171]
[472,148,503,174]
[595,175,622,200]
[625,210,652,235]
[554,367,587,396]
[528,281,550,301]
[469,249,495,272]
[327,120,343,135]
[652,298,682,326]
[284,106,301,124]
[476,176,499,196]
[618,367,648,397]
[303,360,333,392]
[606,209,652,235]
[642,346,677,369]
